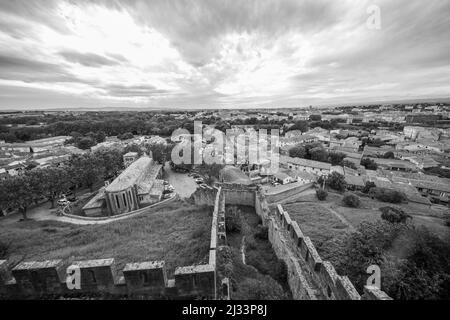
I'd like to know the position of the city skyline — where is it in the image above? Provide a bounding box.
[0,0,450,110]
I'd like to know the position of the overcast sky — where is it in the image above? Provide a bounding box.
[0,0,449,110]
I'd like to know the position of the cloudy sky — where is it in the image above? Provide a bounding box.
[0,0,449,110]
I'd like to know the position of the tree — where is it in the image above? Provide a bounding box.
[288,120,309,133]
[123,143,143,157]
[197,163,224,186]
[361,157,378,170]
[383,151,395,159]
[95,131,106,143]
[309,114,322,121]
[0,173,41,220]
[146,142,172,164]
[76,137,96,150]
[343,193,361,208]
[328,152,346,166]
[380,207,412,224]
[362,181,376,194]
[369,187,406,204]
[69,154,105,192]
[337,221,450,300]
[94,148,124,179]
[37,167,71,208]
[342,160,357,170]
[289,145,307,159]
[316,189,328,201]
[118,132,134,140]
[310,147,328,162]
[326,172,347,191]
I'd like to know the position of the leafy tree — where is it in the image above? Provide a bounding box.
[343,193,361,208]
[310,147,328,162]
[197,163,224,186]
[76,137,96,150]
[0,173,41,220]
[362,181,376,194]
[309,115,322,121]
[123,143,143,157]
[118,132,134,140]
[37,167,71,208]
[326,172,347,191]
[342,160,357,170]
[369,187,406,204]
[337,221,450,300]
[361,157,378,170]
[95,131,106,143]
[69,154,105,192]
[316,189,328,201]
[380,207,412,224]
[289,145,307,159]
[93,148,124,180]
[383,151,395,159]
[328,152,346,166]
[146,142,172,164]
[288,120,309,133]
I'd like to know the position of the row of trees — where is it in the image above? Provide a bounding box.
[289,142,350,166]
[0,148,126,220]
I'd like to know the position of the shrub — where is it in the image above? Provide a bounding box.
[343,193,361,208]
[361,158,378,170]
[380,207,412,224]
[326,172,347,192]
[237,277,287,300]
[362,181,376,194]
[316,189,328,201]
[0,240,10,259]
[369,187,406,204]
[225,214,241,233]
[255,225,269,240]
[445,216,450,227]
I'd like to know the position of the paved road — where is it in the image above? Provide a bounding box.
[163,162,198,199]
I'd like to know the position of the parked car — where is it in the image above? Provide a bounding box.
[165,185,175,191]
[195,178,204,184]
[163,193,174,199]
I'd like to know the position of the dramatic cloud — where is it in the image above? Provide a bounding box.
[0,0,449,110]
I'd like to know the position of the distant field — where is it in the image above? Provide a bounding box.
[0,200,212,277]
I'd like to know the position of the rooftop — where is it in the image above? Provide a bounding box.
[106,156,154,193]
[280,155,331,170]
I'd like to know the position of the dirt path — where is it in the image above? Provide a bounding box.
[319,203,357,233]
[240,236,246,265]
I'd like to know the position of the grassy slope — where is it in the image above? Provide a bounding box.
[0,200,212,277]
[282,202,349,264]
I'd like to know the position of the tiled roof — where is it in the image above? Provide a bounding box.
[280,156,331,170]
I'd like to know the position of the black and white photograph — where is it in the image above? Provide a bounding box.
[0,0,449,309]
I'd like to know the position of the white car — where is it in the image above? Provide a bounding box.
[195,178,204,184]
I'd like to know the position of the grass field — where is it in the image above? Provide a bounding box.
[0,200,212,277]
[282,202,349,263]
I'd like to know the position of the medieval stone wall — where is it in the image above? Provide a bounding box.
[0,188,223,300]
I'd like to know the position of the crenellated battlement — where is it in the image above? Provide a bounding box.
[0,188,223,300]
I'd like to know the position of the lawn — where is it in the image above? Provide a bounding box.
[329,194,450,239]
[0,200,212,278]
[282,202,349,263]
